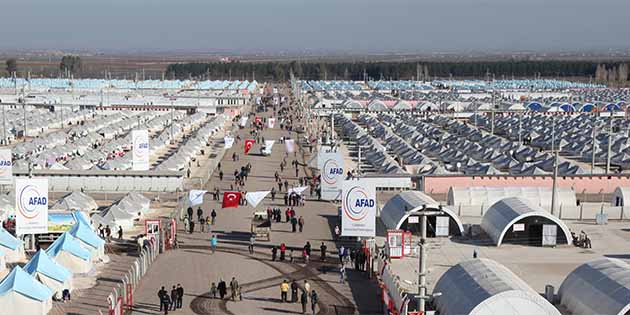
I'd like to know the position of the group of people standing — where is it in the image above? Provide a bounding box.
[280,279,318,314]
[184,206,217,234]
[210,277,241,301]
[157,284,184,314]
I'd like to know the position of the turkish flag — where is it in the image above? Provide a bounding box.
[244,139,255,154]
[255,116,261,124]
[222,191,241,208]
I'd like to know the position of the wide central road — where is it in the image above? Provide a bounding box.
[130,98,381,315]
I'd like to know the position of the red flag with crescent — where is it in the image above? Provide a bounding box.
[244,139,255,154]
[222,191,241,208]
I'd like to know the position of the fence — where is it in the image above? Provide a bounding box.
[452,203,630,221]
[107,239,159,315]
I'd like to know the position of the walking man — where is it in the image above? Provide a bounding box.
[158,286,167,312]
[310,290,318,315]
[298,216,304,232]
[249,234,255,254]
[176,284,183,308]
[218,279,227,299]
[291,279,298,303]
[170,286,177,311]
[211,209,217,225]
[300,290,308,314]
[230,277,240,301]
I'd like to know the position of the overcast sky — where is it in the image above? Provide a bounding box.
[1,0,628,53]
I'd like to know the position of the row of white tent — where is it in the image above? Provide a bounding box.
[433,256,630,315]
[1,107,91,143]
[0,211,108,315]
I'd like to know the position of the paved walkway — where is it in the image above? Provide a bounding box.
[130,97,381,314]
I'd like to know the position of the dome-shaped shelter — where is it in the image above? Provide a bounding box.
[380,191,464,237]
[527,102,543,112]
[578,103,596,112]
[558,257,630,315]
[343,100,363,110]
[392,100,412,111]
[559,103,576,112]
[367,100,388,111]
[433,258,561,315]
[480,197,571,247]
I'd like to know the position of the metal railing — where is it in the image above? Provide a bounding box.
[107,240,159,314]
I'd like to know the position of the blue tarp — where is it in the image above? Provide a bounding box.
[68,220,104,250]
[0,227,22,250]
[46,233,91,261]
[0,267,53,301]
[527,102,543,112]
[23,250,72,283]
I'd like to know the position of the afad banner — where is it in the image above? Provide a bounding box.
[0,149,12,185]
[341,179,376,237]
[224,136,235,149]
[132,129,150,171]
[318,151,344,200]
[268,118,276,129]
[15,178,49,235]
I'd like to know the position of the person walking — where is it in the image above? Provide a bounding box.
[170,286,178,311]
[291,216,297,232]
[280,243,286,261]
[218,279,227,299]
[189,220,195,234]
[158,286,168,312]
[298,216,304,232]
[334,225,340,239]
[339,245,345,264]
[310,290,318,315]
[219,170,224,181]
[200,216,206,232]
[197,207,203,223]
[160,290,171,315]
[291,279,298,303]
[230,277,240,301]
[304,280,310,296]
[206,216,211,233]
[280,280,289,302]
[210,235,218,254]
[271,187,276,201]
[211,282,217,299]
[300,289,308,314]
[117,226,123,240]
[305,241,311,257]
[271,246,278,261]
[339,264,346,283]
[173,283,184,308]
[187,207,194,221]
[211,209,217,225]
[249,234,255,254]
[320,242,327,261]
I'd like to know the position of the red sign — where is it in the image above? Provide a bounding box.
[244,139,255,154]
[222,191,241,208]
[255,116,261,124]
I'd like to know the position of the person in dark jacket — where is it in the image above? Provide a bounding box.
[176,284,184,308]
[158,286,168,312]
[291,279,298,303]
[300,290,308,314]
[218,279,227,299]
[170,286,178,311]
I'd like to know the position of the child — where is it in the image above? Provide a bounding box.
[211,283,217,299]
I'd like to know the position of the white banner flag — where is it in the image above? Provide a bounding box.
[224,136,235,149]
[268,118,276,129]
[188,190,207,206]
[245,191,270,208]
[132,129,150,171]
[239,116,248,127]
[285,139,295,153]
[15,178,49,235]
[262,140,275,155]
[0,149,12,185]
[287,186,309,195]
[341,179,376,237]
[318,150,344,201]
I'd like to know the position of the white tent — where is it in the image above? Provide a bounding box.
[46,233,93,274]
[23,250,74,300]
[380,191,464,236]
[93,205,134,230]
[481,197,572,247]
[0,267,53,315]
[0,227,26,263]
[0,251,5,275]
[558,257,630,315]
[433,258,560,315]
[49,191,98,212]
[611,186,630,207]
[447,186,576,210]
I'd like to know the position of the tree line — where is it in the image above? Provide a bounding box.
[165,60,630,83]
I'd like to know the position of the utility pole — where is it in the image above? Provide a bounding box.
[2,105,6,146]
[412,206,444,313]
[551,114,558,216]
[607,114,613,174]
[591,118,597,174]
[491,90,495,135]
[357,145,361,175]
[518,112,522,144]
